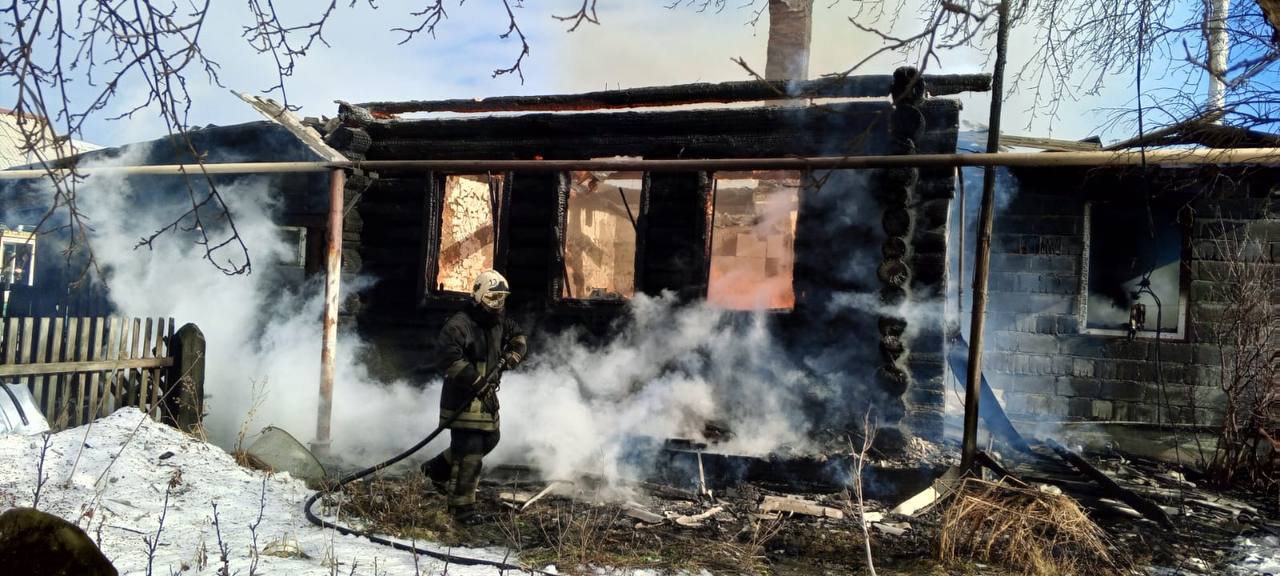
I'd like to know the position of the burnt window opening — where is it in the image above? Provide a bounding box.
[561,171,643,301]
[1083,201,1189,338]
[707,170,801,310]
[434,173,507,294]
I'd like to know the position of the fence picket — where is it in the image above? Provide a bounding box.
[87,317,106,419]
[103,318,122,415]
[32,317,50,411]
[128,318,142,408]
[17,318,34,388]
[75,318,94,427]
[45,318,64,417]
[2,319,16,365]
[138,318,154,412]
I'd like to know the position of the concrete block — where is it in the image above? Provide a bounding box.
[1030,355,1054,375]
[1052,356,1073,375]
[1153,342,1193,364]
[1106,339,1150,361]
[1068,397,1093,418]
[1024,394,1051,415]
[1012,374,1056,394]
[1096,360,1119,380]
[1091,400,1114,420]
[1049,396,1071,417]
[1071,358,1095,378]
[1060,335,1107,358]
[1056,315,1080,334]
[1102,380,1144,401]
[1056,376,1101,398]
[1159,363,1187,384]
[1018,333,1059,354]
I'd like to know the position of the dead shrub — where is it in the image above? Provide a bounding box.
[1201,233,1280,489]
[938,478,1122,576]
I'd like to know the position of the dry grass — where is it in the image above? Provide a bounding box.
[938,478,1123,576]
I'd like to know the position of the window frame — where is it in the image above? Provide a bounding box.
[704,169,805,313]
[550,171,650,306]
[1079,200,1191,340]
[421,171,513,303]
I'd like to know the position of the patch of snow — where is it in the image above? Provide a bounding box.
[0,409,513,575]
[1227,534,1280,575]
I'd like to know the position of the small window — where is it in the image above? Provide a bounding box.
[436,173,505,293]
[275,226,307,268]
[562,171,642,300]
[1084,202,1187,338]
[0,227,36,287]
[707,171,800,310]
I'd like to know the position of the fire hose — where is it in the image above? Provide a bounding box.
[303,358,545,573]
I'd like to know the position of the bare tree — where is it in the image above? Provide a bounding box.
[3,0,1274,280]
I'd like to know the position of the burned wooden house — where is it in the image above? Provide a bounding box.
[326,72,992,446]
[2,71,991,448]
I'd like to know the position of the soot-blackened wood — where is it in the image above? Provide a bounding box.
[505,172,561,312]
[639,173,712,298]
[356,74,990,114]
[165,323,205,433]
[364,102,960,161]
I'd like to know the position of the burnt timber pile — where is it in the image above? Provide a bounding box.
[320,72,989,447]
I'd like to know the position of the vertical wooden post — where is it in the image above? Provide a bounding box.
[166,323,205,433]
[315,168,345,456]
[962,0,1010,473]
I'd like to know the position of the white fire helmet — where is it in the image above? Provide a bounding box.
[472,269,510,312]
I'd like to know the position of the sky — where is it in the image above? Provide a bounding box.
[12,1,1208,148]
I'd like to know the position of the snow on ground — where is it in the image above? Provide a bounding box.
[1229,534,1280,575]
[0,409,515,575]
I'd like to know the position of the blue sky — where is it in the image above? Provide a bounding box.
[11,1,1228,148]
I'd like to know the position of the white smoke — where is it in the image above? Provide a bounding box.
[492,295,814,482]
[55,147,818,489]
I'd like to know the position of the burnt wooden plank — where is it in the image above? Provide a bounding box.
[1046,438,1174,528]
[357,74,990,114]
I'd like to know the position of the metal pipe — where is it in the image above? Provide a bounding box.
[314,168,344,457]
[2,147,1280,180]
[961,0,1010,474]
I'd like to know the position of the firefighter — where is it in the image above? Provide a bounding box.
[421,269,526,523]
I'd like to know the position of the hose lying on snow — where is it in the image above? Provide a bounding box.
[303,360,543,573]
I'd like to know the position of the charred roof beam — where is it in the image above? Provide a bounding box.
[354,74,992,116]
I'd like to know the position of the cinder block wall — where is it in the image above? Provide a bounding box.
[981,167,1279,427]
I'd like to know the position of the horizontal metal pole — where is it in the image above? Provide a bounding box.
[0,356,174,377]
[1,147,1279,180]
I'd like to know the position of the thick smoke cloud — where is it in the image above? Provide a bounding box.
[31,147,830,489]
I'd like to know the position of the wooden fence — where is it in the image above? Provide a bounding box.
[0,316,205,431]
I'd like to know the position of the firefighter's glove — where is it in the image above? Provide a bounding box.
[502,349,523,369]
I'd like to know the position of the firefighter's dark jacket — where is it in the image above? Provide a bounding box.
[437,305,527,431]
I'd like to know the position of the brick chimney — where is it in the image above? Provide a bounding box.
[764,0,813,81]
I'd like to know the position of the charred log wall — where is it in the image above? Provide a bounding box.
[350,97,960,439]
